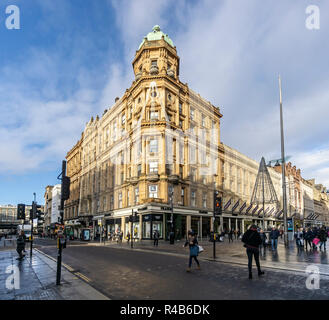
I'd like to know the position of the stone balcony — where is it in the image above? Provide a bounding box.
[147,173,160,182]
[167,174,179,184]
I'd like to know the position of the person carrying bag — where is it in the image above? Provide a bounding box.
[184,231,201,272]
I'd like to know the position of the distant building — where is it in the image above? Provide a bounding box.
[51,184,61,224]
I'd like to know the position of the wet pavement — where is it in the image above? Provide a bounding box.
[0,249,109,300]
[83,236,329,276]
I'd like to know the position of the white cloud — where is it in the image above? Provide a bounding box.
[1,0,329,191]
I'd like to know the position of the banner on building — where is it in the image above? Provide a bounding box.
[257,207,263,216]
[276,210,283,218]
[267,207,275,217]
[245,203,253,215]
[251,205,259,215]
[263,207,270,216]
[224,198,232,211]
[239,202,247,213]
[231,200,240,212]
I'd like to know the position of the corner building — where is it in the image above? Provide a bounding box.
[65,26,224,240]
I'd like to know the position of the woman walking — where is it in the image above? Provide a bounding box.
[242,225,264,279]
[184,231,200,272]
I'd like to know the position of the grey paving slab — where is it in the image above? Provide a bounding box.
[0,249,109,300]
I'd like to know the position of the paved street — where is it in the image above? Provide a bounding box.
[31,237,329,300]
[0,248,109,300]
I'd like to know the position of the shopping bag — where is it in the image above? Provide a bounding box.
[313,238,320,245]
[198,245,204,253]
[300,239,304,246]
[219,236,224,242]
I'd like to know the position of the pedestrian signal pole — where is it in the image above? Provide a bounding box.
[213,191,222,260]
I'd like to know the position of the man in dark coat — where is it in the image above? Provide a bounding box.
[305,228,314,250]
[16,231,26,260]
[269,227,280,251]
[319,227,327,251]
[242,225,264,279]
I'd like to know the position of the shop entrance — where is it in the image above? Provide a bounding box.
[202,217,211,238]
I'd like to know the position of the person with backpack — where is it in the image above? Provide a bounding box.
[242,225,264,279]
[184,231,200,272]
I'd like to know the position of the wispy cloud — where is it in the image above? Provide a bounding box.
[1,0,329,191]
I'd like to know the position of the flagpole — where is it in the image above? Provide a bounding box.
[279,75,288,247]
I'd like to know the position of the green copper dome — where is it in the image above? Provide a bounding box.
[138,25,174,50]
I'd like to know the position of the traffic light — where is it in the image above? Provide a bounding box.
[62,176,70,201]
[17,204,25,220]
[31,202,42,219]
[214,192,222,215]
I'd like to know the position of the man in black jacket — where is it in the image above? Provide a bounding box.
[242,225,264,279]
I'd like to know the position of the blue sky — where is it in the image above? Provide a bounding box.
[1,0,329,205]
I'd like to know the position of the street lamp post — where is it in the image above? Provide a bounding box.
[279,75,289,247]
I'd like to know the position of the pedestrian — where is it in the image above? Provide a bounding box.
[119,231,123,243]
[305,228,314,250]
[242,225,264,279]
[319,226,327,251]
[228,229,234,243]
[21,230,27,254]
[259,229,267,255]
[153,229,159,247]
[237,229,241,239]
[127,232,130,245]
[16,231,25,260]
[184,231,200,272]
[269,226,280,251]
[296,228,304,250]
[234,229,238,240]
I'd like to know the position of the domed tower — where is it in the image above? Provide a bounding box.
[132,25,180,81]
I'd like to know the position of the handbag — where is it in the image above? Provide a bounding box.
[198,245,204,253]
[190,245,199,257]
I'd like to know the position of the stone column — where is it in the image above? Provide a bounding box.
[242,219,245,234]
[186,215,191,234]
[121,216,125,236]
[228,218,231,230]
[235,218,238,231]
